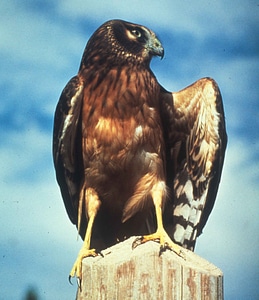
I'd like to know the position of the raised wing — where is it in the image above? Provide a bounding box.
[53,75,84,225]
[160,77,227,250]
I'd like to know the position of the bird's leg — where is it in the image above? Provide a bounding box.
[133,181,184,258]
[69,188,101,287]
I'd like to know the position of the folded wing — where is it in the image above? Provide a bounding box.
[53,76,84,227]
[160,77,227,250]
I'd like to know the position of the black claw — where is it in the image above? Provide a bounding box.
[68,275,82,290]
[132,236,144,249]
[159,243,171,256]
[97,250,104,257]
[159,245,164,256]
[69,275,81,291]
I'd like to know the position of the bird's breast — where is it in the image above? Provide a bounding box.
[80,67,165,208]
[81,67,163,161]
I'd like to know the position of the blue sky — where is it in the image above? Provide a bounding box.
[1,1,258,299]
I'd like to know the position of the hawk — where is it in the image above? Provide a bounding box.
[53,19,227,284]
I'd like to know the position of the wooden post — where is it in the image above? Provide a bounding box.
[76,236,223,300]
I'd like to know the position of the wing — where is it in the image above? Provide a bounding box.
[53,75,84,225]
[160,77,227,250]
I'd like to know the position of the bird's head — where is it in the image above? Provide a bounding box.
[80,19,164,69]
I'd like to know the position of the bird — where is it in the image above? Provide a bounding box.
[52,19,227,285]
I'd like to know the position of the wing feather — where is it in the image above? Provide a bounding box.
[160,77,227,250]
[53,76,84,225]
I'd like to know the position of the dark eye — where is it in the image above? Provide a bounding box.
[131,29,142,38]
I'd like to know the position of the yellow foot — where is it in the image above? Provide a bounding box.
[69,248,101,288]
[132,229,185,259]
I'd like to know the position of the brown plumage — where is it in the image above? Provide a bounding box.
[53,19,227,283]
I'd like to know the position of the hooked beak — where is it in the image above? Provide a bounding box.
[148,34,164,59]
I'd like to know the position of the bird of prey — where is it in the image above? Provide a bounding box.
[53,19,227,284]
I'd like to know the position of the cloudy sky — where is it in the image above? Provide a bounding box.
[1,1,258,299]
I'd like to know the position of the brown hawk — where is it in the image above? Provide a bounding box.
[53,19,227,284]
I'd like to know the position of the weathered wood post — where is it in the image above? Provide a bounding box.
[76,236,223,299]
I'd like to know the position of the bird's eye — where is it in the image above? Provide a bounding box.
[131,29,142,38]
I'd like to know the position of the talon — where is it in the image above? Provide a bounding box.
[97,250,104,257]
[159,243,171,256]
[159,245,165,256]
[68,248,99,287]
[77,277,82,291]
[68,275,73,285]
[132,236,144,249]
[133,228,184,259]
